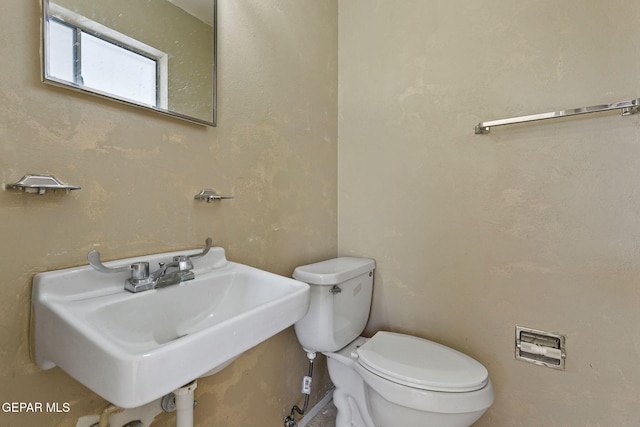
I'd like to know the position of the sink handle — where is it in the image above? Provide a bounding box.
[87,250,150,281]
[87,237,210,281]
[189,237,213,259]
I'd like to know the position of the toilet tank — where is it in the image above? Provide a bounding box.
[293,257,375,353]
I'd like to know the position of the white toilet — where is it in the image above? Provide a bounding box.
[293,257,494,427]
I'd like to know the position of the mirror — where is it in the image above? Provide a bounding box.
[42,0,216,126]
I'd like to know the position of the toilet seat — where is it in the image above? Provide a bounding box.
[356,331,488,392]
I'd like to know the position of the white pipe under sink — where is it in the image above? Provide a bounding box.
[174,380,197,427]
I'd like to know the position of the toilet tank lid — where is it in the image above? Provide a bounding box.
[293,257,375,285]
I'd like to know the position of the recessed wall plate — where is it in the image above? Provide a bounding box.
[515,326,566,370]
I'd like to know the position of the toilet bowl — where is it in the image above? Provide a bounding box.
[293,257,494,427]
[322,333,494,427]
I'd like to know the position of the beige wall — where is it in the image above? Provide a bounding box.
[0,0,336,426]
[338,1,640,426]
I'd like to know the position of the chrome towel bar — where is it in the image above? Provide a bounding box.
[475,98,640,134]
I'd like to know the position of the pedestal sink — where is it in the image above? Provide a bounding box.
[32,245,310,408]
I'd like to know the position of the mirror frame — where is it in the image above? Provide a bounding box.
[41,0,217,127]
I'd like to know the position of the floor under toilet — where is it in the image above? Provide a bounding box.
[303,399,336,427]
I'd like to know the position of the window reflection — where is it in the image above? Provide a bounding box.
[42,0,216,126]
[48,15,166,108]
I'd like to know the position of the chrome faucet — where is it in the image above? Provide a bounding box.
[87,238,212,293]
[149,255,195,290]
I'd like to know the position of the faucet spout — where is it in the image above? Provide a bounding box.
[88,238,212,293]
[131,254,197,292]
[148,255,195,280]
[154,270,195,289]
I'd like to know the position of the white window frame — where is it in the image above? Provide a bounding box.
[46,3,168,109]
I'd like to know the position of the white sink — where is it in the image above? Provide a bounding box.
[32,246,310,408]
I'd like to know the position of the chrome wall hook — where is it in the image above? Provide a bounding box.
[194,189,233,203]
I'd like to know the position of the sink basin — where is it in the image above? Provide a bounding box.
[32,246,310,408]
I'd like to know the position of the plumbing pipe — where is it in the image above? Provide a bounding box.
[174,380,197,427]
[284,352,316,426]
[98,404,123,427]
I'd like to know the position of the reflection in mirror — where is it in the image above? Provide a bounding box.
[42,0,216,126]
